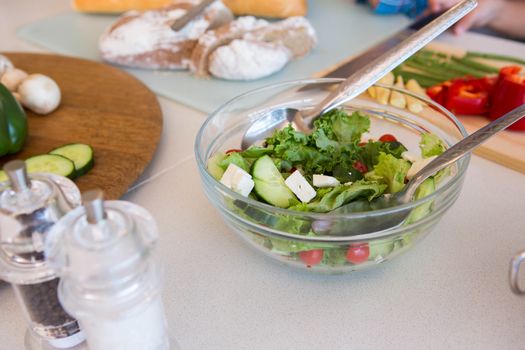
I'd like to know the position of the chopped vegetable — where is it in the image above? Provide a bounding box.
[49,143,94,176]
[449,56,500,74]
[346,243,370,264]
[252,155,296,208]
[298,249,324,267]
[466,51,525,66]
[489,66,525,131]
[25,154,76,179]
[405,79,426,113]
[420,133,446,158]
[369,153,411,194]
[389,75,406,109]
[426,77,496,116]
[378,134,397,143]
[375,72,395,105]
[0,83,28,156]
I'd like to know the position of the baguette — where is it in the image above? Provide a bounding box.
[72,0,174,13]
[222,0,307,18]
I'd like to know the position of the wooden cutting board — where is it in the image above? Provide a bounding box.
[315,43,525,175]
[0,53,163,199]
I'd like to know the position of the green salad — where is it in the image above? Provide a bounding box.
[207,108,447,267]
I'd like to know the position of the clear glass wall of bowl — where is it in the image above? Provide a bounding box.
[195,79,469,273]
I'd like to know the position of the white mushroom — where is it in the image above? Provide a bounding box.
[0,55,14,79]
[0,68,28,92]
[12,92,22,104]
[18,74,61,115]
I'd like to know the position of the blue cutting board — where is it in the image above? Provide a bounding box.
[17,1,409,113]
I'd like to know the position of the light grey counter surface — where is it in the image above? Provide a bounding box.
[1,1,525,349]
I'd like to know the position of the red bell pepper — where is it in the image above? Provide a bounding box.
[426,77,495,116]
[489,66,525,131]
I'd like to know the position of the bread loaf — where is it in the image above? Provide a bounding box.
[244,17,317,58]
[72,0,174,13]
[222,0,307,18]
[189,16,268,77]
[99,1,233,69]
[209,40,291,80]
[207,17,317,80]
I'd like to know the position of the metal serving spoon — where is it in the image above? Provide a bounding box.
[241,0,478,150]
[325,104,525,236]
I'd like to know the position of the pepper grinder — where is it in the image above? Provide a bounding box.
[45,189,171,350]
[0,160,86,349]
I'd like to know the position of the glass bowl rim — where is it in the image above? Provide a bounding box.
[195,78,470,231]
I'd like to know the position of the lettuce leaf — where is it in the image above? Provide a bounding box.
[358,140,408,170]
[312,109,370,143]
[370,153,411,193]
[290,180,387,213]
[420,133,445,158]
[219,152,250,172]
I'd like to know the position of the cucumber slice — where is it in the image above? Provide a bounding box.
[252,155,295,208]
[26,154,77,179]
[207,153,226,180]
[49,143,94,176]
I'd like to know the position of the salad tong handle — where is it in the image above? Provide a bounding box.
[400,103,525,203]
[300,0,478,125]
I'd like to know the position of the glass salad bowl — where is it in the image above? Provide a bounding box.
[195,78,470,274]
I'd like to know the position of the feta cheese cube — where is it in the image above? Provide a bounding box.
[285,170,316,203]
[220,164,254,197]
[313,174,340,188]
[407,156,437,180]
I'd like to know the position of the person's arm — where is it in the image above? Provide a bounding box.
[428,0,525,39]
[487,1,525,39]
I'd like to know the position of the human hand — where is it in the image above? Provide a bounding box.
[427,0,505,35]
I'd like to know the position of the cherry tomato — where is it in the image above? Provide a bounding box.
[298,249,324,267]
[358,141,367,147]
[346,243,369,264]
[352,161,368,174]
[225,149,242,154]
[379,134,397,143]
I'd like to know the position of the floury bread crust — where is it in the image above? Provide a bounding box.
[208,40,291,80]
[207,17,317,80]
[189,16,269,77]
[98,2,316,80]
[99,1,234,69]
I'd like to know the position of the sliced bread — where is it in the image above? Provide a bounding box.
[207,16,317,80]
[209,39,291,80]
[189,16,269,77]
[99,1,234,69]
[244,17,317,58]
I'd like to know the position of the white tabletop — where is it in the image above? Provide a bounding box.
[2,1,525,349]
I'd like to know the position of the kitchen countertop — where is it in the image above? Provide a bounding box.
[1,1,525,349]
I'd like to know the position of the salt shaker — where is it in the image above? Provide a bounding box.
[0,160,86,349]
[46,189,171,350]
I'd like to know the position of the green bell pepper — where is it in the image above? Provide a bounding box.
[0,83,28,156]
